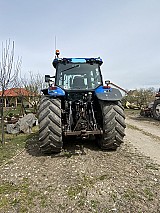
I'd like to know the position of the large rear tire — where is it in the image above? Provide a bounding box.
[152,99,160,121]
[38,96,62,153]
[98,101,126,150]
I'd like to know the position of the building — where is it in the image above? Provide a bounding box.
[0,88,32,108]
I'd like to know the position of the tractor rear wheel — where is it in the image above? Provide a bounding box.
[38,96,62,153]
[152,99,160,121]
[98,101,126,150]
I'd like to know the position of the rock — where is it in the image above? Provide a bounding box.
[6,113,37,134]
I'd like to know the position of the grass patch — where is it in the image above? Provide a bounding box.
[0,178,40,212]
[0,134,27,166]
[97,174,109,181]
[124,109,141,116]
[3,107,21,117]
[67,185,83,198]
[127,123,140,131]
[3,106,35,118]
[123,189,137,200]
[145,163,159,171]
[90,199,100,208]
[63,151,72,158]
[0,126,38,166]
[67,175,94,199]
[144,188,154,201]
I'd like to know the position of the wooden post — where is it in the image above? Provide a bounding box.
[15,97,17,108]
[29,97,31,108]
[4,98,6,108]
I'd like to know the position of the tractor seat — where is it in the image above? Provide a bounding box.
[72,76,86,89]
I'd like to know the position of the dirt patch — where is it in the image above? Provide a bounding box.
[125,115,160,164]
[0,130,160,212]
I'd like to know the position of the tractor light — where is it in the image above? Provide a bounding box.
[55,49,60,58]
[103,85,111,89]
[49,86,57,90]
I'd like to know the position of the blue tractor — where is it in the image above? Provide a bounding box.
[38,50,126,153]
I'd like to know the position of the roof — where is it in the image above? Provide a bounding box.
[52,57,103,68]
[0,88,32,97]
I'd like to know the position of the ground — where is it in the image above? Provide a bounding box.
[0,110,160,213]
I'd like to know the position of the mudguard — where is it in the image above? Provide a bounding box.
[41,87,65,97]
[95,86,122,101]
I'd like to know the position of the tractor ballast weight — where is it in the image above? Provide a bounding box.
[38,51,126,153]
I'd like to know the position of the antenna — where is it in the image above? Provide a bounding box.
[54,36,60,58]
[55,36,56,52]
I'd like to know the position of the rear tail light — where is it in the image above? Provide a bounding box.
[49,86,57,90]
[103,85,111,89]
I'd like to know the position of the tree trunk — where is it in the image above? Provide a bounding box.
[1,114,5,145]
[1,92,5,145]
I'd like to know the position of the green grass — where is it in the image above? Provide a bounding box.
[123,189,137,199]
[67,175,94,199]
[97,174,110,181]
[0,134,27,166]
[144,188,154,201]
[2,105,35,118]
[0,178,40,212]
[0,126,42,212]
[90,200,100,209]
[124,108,141,116]
[145,163,159,171]
[0,126,38,166]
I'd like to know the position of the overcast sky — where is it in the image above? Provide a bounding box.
[0,0,160,90]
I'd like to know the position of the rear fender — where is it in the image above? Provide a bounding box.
[95,86,122,101]
[41,87,65,97]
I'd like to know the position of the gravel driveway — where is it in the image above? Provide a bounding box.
[0,114,160,213]
[126,116,160,164]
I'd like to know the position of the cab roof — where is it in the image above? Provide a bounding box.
[52,57,103,68]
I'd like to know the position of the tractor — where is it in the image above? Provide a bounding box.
[38,50,126,153]
[152,88,160,120]
[140,88,160,120]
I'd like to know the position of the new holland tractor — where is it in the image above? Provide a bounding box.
[38,50,126,153]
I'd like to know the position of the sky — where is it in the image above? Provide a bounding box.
[0,0,160,90]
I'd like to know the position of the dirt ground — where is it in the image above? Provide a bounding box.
[126,115,160,164]
[0,111,160,213]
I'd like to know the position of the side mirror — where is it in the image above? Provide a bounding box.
[45,75,50,82]
[45,75,55,82]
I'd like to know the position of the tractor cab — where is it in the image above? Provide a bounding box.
[53,57,103,91]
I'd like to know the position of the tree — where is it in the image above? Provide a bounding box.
[20,71,46,114]
[123,88,156,108]
[0,40,21,144]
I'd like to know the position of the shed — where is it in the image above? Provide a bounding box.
[0,88,32,108]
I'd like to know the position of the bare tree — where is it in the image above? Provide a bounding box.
[0,40,21,144]
[21,71,46,113]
